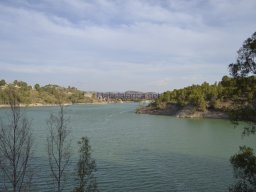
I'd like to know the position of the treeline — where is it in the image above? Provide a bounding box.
[154,75,256,112]
[0,80,96,104]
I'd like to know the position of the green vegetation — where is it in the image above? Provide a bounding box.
[74,137,98,192]
[147,32,256,118]
[229,32,256,77]
[228,32,256,191]
[229,146,256,191]
[152,76,256,114]
[0,80,96,105]
[155,81,220,112]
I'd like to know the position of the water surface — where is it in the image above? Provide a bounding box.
[1,103,255,191]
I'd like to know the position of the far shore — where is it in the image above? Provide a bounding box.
[0,100,137,108]
[0,103,73,108]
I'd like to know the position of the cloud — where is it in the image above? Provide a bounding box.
[0,0,256,92]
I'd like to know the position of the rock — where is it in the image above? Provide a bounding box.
[137,103,229,120]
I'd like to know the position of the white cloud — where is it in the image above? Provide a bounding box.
[0,0,256,92]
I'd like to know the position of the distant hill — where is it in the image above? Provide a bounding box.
[0,80,158,106]
[0,80,97,105]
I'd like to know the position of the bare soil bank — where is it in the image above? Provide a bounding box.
[136,103,229,119]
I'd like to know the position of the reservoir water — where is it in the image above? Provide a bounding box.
[0,103,255,191]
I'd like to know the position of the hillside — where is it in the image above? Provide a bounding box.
[0,80,97,105]
[137,76,256,120]
[0,80,157,106]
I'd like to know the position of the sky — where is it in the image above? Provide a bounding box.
[0,0,256,92]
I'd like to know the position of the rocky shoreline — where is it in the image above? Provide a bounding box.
[136,103,229,119]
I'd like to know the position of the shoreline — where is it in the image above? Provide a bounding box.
[0,102,229,120]
[0,100,135,108]
[136,104,229,120]
[0,103,73,108]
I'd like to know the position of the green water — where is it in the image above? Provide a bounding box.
[1,103,255,191]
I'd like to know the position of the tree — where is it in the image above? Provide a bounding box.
[47,103,71,192]
[34,84,40,91]
[228,32,256,191]
[0,88,33,192]
[74,137,99,192]
[0,79,6,86]
[229,32,256,77]
[13,80,28,88]
[229,146,256,192]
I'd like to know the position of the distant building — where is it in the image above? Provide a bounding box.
[96,91,159,100]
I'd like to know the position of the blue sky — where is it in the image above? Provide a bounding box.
[0,0,256,92]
